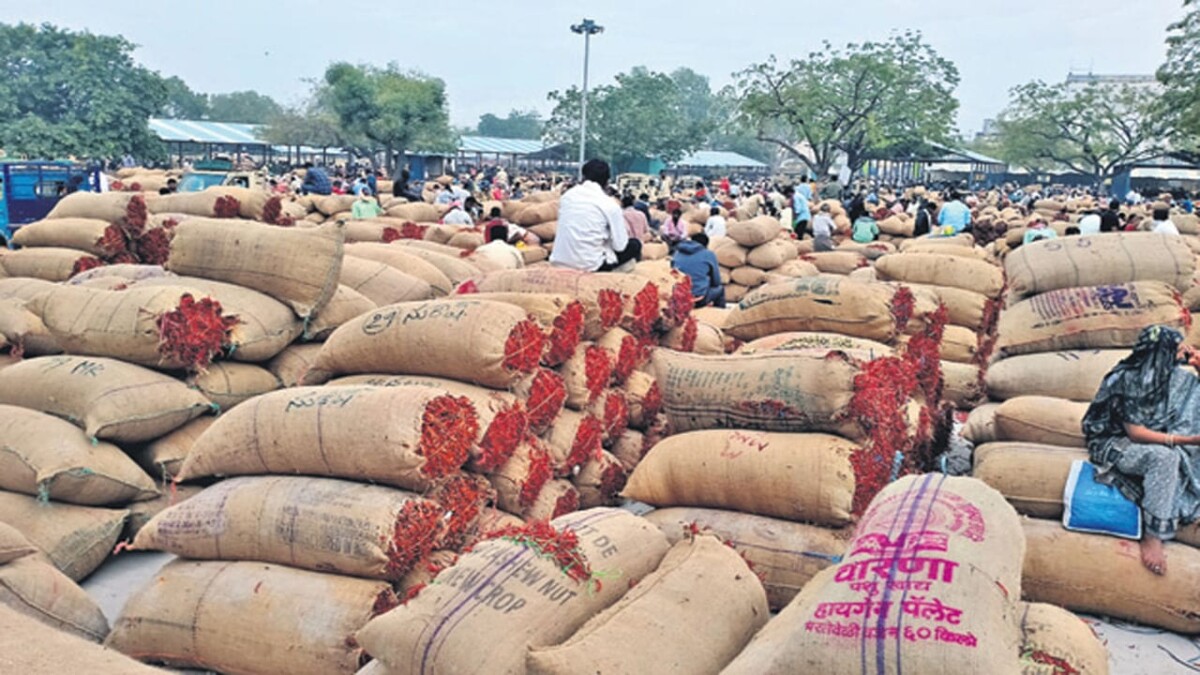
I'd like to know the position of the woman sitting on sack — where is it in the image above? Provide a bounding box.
[1083,325,1200,575]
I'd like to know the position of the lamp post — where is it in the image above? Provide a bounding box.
[570,18,604,169]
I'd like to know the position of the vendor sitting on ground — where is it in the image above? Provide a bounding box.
[671,233,724,308]
[550,159,642,271]
[1083,326,1200,576]
[442,200,475,226]
[851,212,879,244]
[811,203,837,252]
[483,208,540,246]
[1023,217,1057,245]
[351,187,384,219]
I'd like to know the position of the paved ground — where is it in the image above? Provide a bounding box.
[83,550,1199,673]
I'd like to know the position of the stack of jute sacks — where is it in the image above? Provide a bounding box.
[721,474,1108,674]
[970,232,1200,636]
[710,215,818,303]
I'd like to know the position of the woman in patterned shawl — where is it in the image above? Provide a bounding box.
[1082,325,1200,575]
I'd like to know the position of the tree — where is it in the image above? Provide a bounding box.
[160,76,208,119]
[993,80,1172,179]
[733,31,960,178]
[207,90,282,124]
[0,22,167,161]
[476,110,542,139]
[707,86,775,165]
[323,62,455,173]
[1159,0,1200,148]
[545,67,710,173]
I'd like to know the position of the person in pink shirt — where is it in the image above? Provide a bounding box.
[622,194,650,242]
[661,207,687,249]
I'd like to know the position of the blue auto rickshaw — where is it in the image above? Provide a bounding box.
[0,161,101,247]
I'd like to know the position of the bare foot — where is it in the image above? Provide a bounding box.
[1141,536,1167,576]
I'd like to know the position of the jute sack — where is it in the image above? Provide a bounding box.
[906,283,995,331]
[800,251,869,275]
[312,299,545,389]
[624,430,856,527]
[526,535,768,675]
[961,403,999,445]
[45,191,144,226]
[11,218,126,256]
[724,276,914,342]
[731,265,767,287]
[571,450,627,509]
[559,342,612,410]
[724,475,1024,675]
[0,356,212,442]
[123,485,204,541]
[0,553,110,642]
[748,239,797,270]
[0,277,56,301]
[305,285,378,341]
[770,259,820,279]
[339,255,433,305]
[132,476,447,580]
[1005,232,1194,300]
[645,507,849,611]
[995,282,1187,357]
[901,243,993,261]
[876,252,1005,298]
[877,214,915,237]
[147,187,270,220]
[942,361,985,409]
[737,331,894,360]
[0,405,158,506]
[0,522,36,565]
[0,297,60,355]
[985,350,1125,402]
[728,216,781,247]
[128,417,213,482]
[266,343,326,387]
[166,219,344,319]
[387,202,444,223]
[68,263,172,286]
[386,242,483,285]
[355,508,671,675]
[0,604,165,674]
[523,479,581,521]
[541,409,605,476]
[106,560,394,675]
[972,442,1087,518]
[464,292,605,341]
[1022,517,1200,633]
[994,396,1087,448]
[344,242,454,296]
[488,440,555,515]
[130,276,303,363]
[897,325,980,364]
[713,239,750,268]
[314,193,359,216]
[0,247,98,281]
[177,385,477,491]
[0,492,128,581]
[186,362,280,411]
[512,201,559,227]
[621,370,662,430]
[1017,602,1110,675]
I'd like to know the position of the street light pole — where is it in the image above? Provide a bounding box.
[570,19,603,169]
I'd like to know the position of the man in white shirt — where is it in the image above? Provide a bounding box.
[1077,210,1102,235]
[442,201,474,227]
[1151,207,1180,235]
[550,159,642,271]
[704,206,727,239]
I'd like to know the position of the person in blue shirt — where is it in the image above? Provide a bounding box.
[786,185,811,237]
[937,190,972,235]
[1181,196,1195,214]
[300,163,332,196]
[797,176,813,202]
[671,233,725,308]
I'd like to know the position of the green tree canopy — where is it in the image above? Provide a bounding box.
[733,31,960,177]
[993,80,1171,179]
[476,110,543,139]
[0,22,166,161]
[1159,0,1200,149]
[323,62,455,173]
[545,66,712,173]
[160,75,209,119]
[207,90,282,124]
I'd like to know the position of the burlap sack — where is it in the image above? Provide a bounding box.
[464,292,605,341]
[876,252,1005,298]
[748,239,798,270]
[11,218,126,256]
[731,265,768,287]
[878,214,915,237]
[961,403,999,445]
[1017,602,1110,675]
[771,259,820,279]
[526,535,768,674]
[147,186,270,220]
[488,440,555,515]
[994,396,1087,448]
[0,553,110,642]
[621,370,662,430]
[133,476,446,580]
[128,417,213,482]
[801,251,869,275]
[0,297,59,355]
[0,492,128,581]
[1022,517,1200,633]
[624,430,856,526]
[388,242,481,285]
[0,405,158,506]
[972,443,1087,518]
[571,450,627,509]
[906,283,995,331]
[0,522,36,565]
[0,356,212,442]
[186,362,279,411]
[737,331,893,360]
[123,485,204,541]
[901,243,992,261]
[166,219,344,318]
[559,342,611,410]
[340,255,433,306]
[45,191,142,225]
[523,479,581,521]
[0,605,165,674]
[312,299,544,389]
[106,560,393,675]
[265,342,326,387]
[724,475,1024,674]
[995,282,1187,357]
[355,508,671,674]
[0,247,97,281]
[305,285,378,341]
[344,243,454,295]
[942,361,985,409]
[177,385,476,490]
[645,507,849,611]
[714,240,749,268]
[986,350,1125,402]
[728,216,781,247]
[68,263,171,286]
[1005,233,1194,299]
[542,409,605,475]
[724,276,913,342]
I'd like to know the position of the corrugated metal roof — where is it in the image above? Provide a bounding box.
[673,150,767,169]
[149,118,264,145]
[458,136,546,155]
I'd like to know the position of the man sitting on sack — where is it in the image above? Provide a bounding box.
[550,159,643,272]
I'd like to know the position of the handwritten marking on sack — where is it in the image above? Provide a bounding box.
[721,431,770,459]
[362,302,474,335]
[39,356,105,377]
[284,389,360,413]
[736,275,842,311]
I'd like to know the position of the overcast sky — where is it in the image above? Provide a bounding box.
[5,1,1185,137]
